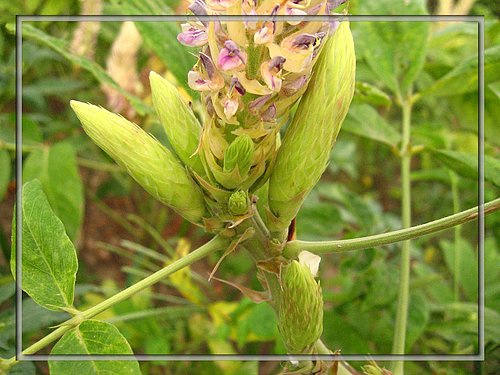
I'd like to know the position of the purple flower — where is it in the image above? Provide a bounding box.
[261,56,286,92]
[230,77,246,96]
[291,34,317,49]
[281,75,308,96]
[248,95,272,114]
[177,23,208,47]
[188,53,224,91]
[218,40,247,71]
[285,4,307,25]
[254,22,274,44]
[188,0,208,26]
[261,104,276,121]
[206,0,236,11]
[223,97,239,119]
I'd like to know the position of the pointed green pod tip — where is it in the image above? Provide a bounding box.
[71,101,206,223]
[268,22,356,232]
[149,71,205,176]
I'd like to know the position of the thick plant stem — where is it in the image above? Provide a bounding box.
[391,99,413,375]
[283,197,500,258]
[9,235,228,360]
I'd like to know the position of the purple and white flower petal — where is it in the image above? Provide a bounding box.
[285,4,307,25]
[206,0,237,11]
[177,23,208,47]
[218,40,247,71]
[281,75,308,96]
[188,53,224,91]
[261,56,286,92]
[261,104,277,121]
[188,0,208,25]
[230,77,246,96]
[223,97,239,119]
[248,94,272,115]
[254,23,274,44]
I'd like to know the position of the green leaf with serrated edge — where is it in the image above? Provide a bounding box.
[0,149,10,200]
[429,149,500,187]
[422,46,500,97]
[7,23,151,116]
[49,320,141,375]
[23,142,84,240]
[10,180,78,311]
[356,0,429,96]
[110,0,196,94]
[343,104,401,147]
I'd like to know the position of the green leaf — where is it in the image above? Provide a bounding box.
[23,142,84,240]
[49,320,141,375]
[429,149,500,187]
[343,104,401,147]
[422,45,500,97]
[246,302,277,340]
[441,238,478,302]
[5,361,36,375]
[489,81,500,100]
[296,200,343,240]
[355,0,430,96]
[10,23,151,116]
[111,0,196,94]
[11,180,78,311]
[405,292,429,351]
[0,148,10,200]
[0,282,14,305]
[353,81,392,107]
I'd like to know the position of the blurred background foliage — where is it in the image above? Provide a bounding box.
[0,0,499,374]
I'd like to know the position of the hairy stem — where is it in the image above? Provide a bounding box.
[9,235,228,360]
[283,197,500,258]
[391,98,413,375]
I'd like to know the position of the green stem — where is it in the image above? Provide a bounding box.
[0,140,122,172]
[283,197,500,258]
[450,171,462,303]
[9,235,228,359]
[76,157,123,172]
[314,339,333,355]
[391,99,413,375]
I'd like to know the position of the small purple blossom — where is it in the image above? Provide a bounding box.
[177,23,208,47]
[248,95,272,114]
[292,34,317,49]
[285,5,306,25]
[281,75,308,96]
[261,104,277,121]
[230,77,246,96]
[218,40,247,71]
[223,98,239,119]
[262,56,286,92]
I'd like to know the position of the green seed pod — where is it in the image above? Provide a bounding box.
[71,101,206,223]
[268,22,356,232]
[277,259,323,354]
[228,190,248,216]
[149,72,205,176]
[223,135,254,176]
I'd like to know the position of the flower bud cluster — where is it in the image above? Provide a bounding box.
[178,0,346,203]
